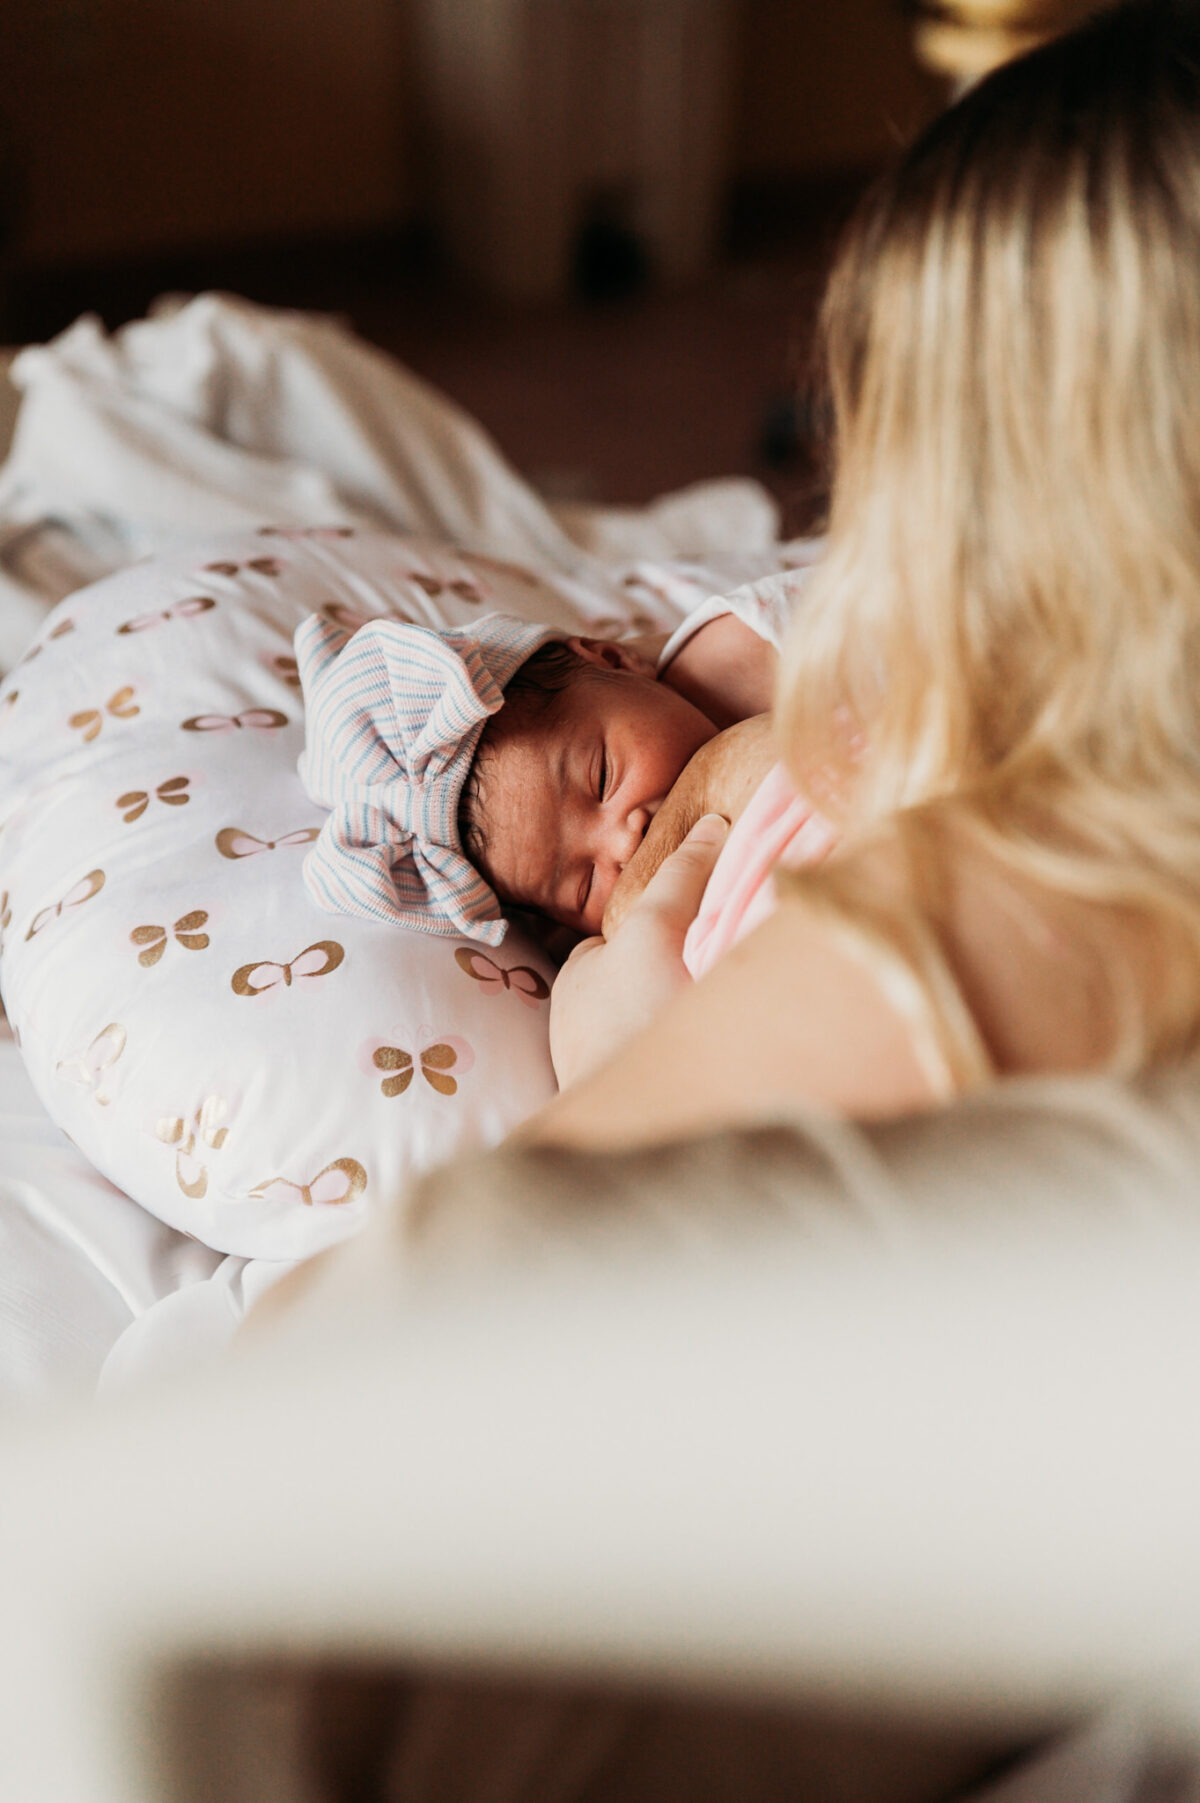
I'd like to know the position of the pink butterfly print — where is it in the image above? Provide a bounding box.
[454,946,550,1008]
[117,596,216,634]
[366,1034,475,1098]
[202,558,282,579]
[261,651,302,688]
[26,868,106,940]
[321,601,377,635]
[231,940,345,996]
[247,1157,367,1208]
[215,825,320,859]
[181,707,289,733]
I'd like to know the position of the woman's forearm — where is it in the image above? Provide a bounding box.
[520,903,939,1153]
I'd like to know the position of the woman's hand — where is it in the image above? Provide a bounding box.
[602,713,777,938]
[549,813,729,1089]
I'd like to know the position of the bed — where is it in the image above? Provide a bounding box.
[3,299,1200,1803]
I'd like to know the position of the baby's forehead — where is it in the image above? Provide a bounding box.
[550,662,663,722]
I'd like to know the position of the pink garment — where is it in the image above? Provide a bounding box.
[683,762,836,980]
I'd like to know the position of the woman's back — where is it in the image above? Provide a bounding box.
[532,0,1200,1147]
[777,810,1168,1099]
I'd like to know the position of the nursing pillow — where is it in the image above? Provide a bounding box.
[0,527,702,1259]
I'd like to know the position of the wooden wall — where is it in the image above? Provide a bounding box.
[5,0,412,264]
[734,0,941,178]
[2,0,939,271]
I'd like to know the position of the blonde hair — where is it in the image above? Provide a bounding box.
[777,0,1200,1068]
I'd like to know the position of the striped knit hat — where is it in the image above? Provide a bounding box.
[296,611,561,945]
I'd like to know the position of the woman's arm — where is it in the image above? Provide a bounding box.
[531,863,941,1153]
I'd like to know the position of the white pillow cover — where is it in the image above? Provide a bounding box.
[0,526,714,1259]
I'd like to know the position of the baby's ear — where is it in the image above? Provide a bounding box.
[566,635,657,678]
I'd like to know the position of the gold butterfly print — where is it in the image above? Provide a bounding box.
[69,687,139,742]
[25,869,106,940]
[215,825,320,860]
[258,525,354,539]
[372,1038,472,1098]
[55,1022,127,1106]
[247,1157,367,1209]
[117,596,216,634]
[202,558,282,578]
[22,617,77,664]
[321,600,392,634]
[0,891,11,955]
[156,1095,230,1199]
[454,946,550,1008]
[178,703,288,732]
[130,910,210,967]
[265,652,301,689]
[231,940,344,996]
[406,571,442,598]
[401,568,484,605]
[117,775,191,822]
[181,707,289,733]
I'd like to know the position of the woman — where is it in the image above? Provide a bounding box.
[530,0,1200,1150]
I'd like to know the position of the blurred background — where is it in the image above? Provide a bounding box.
[0,1,1024,526]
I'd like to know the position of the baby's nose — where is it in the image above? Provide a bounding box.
[613,805,653,870]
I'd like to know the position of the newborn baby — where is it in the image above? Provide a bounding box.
[460,635,731,935]
[296,594,789,946]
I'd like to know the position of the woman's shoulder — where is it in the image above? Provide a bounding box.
[774,807,1144,1086]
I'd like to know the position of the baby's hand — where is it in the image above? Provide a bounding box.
[601,713,777,938]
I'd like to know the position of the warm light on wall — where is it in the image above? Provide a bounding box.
[911,0,1102,82]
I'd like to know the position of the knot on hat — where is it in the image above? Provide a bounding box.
[296,611,558,944]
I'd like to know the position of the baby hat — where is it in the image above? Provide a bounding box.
[297,611,563,946]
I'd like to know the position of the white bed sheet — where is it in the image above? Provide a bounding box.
[0,1020,230,1409]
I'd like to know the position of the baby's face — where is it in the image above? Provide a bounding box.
[475,661,717,936]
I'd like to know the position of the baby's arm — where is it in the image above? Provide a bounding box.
[602,714,777,937]
[658,614,777,729]
[651,565,811,729]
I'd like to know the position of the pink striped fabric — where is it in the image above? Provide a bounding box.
[296,611,559,944]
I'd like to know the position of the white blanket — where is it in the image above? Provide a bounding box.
[0,293,785,1402]
[0,292,781,672]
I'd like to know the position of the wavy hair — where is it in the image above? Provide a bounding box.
[776,0,1200,1066]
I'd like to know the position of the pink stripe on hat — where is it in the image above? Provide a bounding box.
[296,611,561,942]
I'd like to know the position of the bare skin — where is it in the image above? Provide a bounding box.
[474,615,780,937]
[601,713,779,937]
[532,815,1158,1142]
[474,639,719,937]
